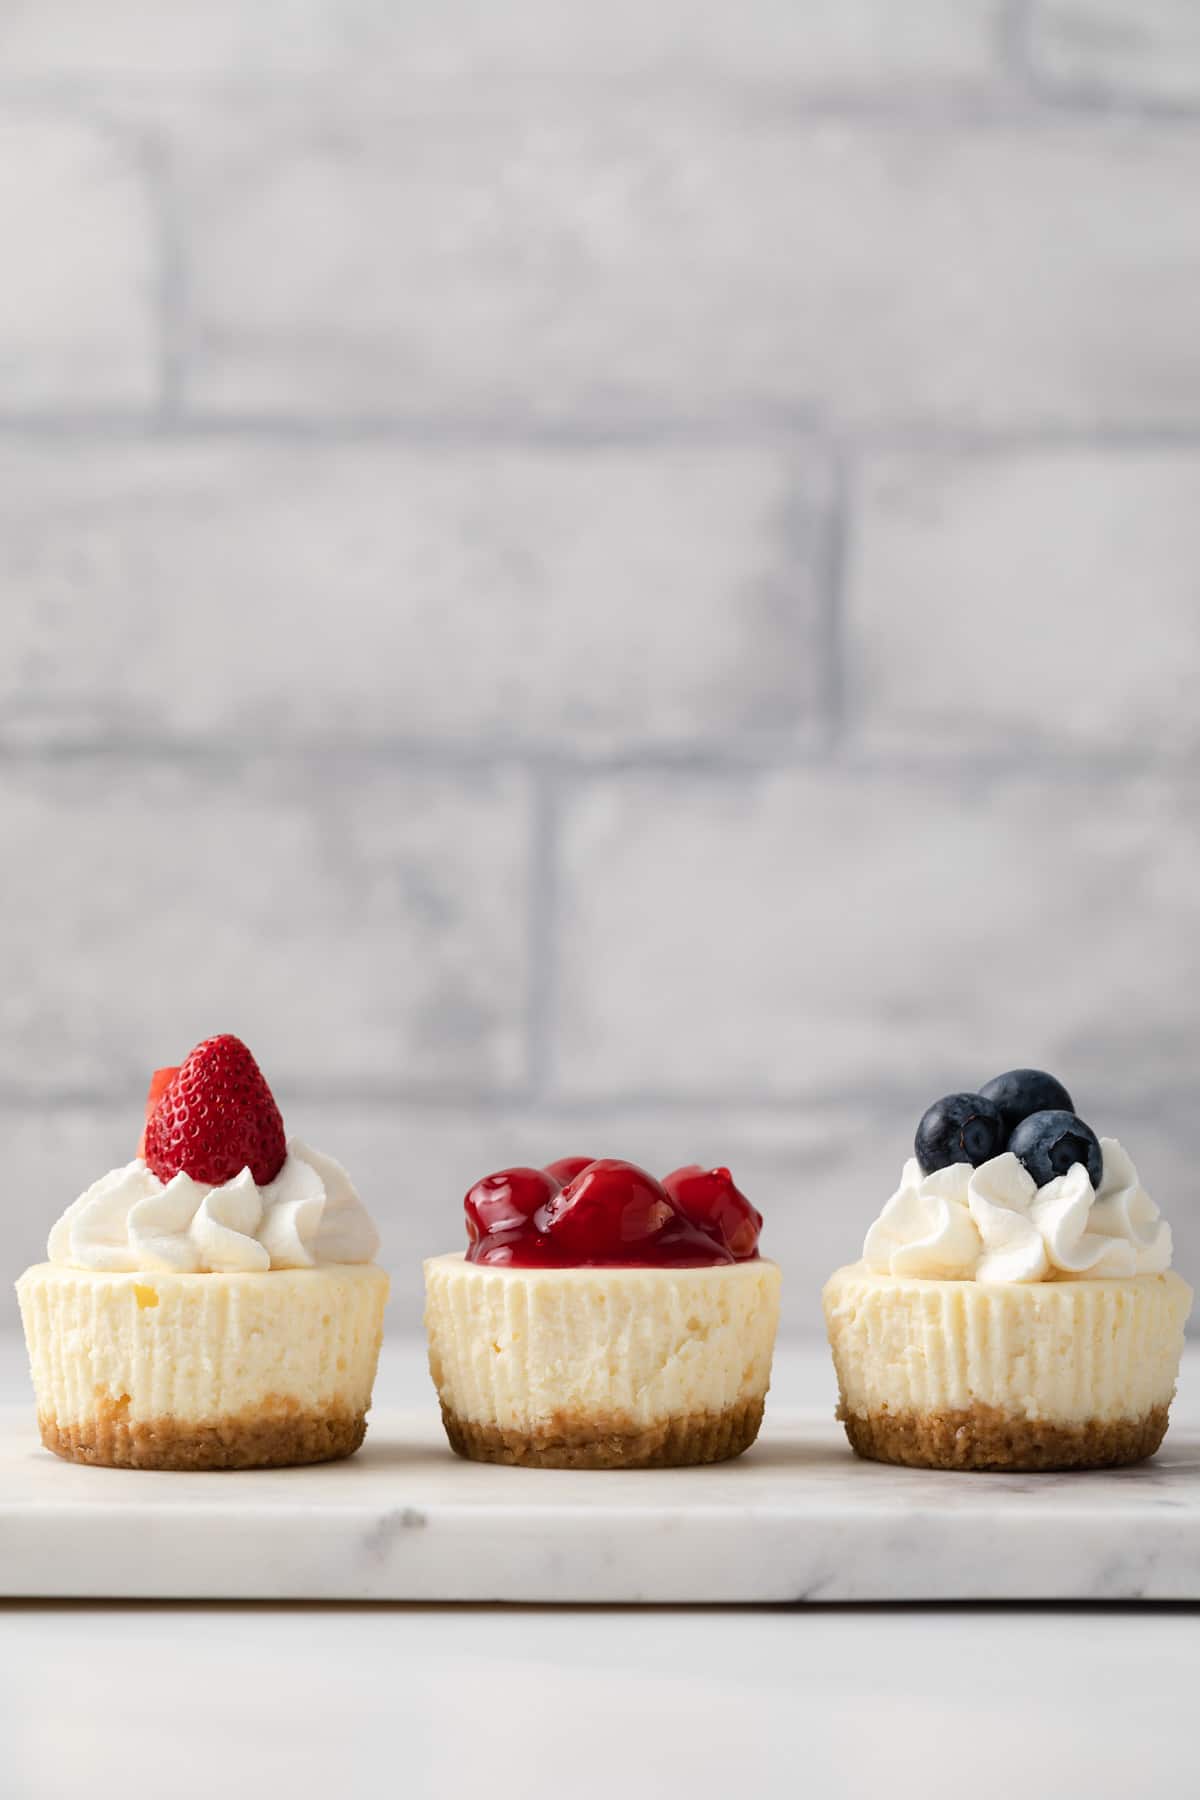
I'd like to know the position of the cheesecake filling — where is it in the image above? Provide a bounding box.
[823,1262,1191,1427]
[17,1262,390,1450]
[425,1253,780,1435]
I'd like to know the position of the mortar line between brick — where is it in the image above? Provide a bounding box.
[820,442,850,750]
[0,737,1192,784]
[2,1087,1190,1123]
[5,415,1200,455]
[136,127,187,425]
[0,736,825,775]
[997,0,1035,93]
[0,412,830,449]
[2,74,1200,124]
[851,425,1200,457]
[523,769,560,1103]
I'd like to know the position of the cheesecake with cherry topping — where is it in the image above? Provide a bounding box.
[424,1157,780,1469]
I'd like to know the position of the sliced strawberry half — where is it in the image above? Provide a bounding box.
[143,1035,286,1187]
[136,1065,179,1159]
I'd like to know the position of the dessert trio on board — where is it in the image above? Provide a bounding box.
[15,1037,1191,1474]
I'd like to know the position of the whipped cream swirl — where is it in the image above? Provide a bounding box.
[863,1139,1171,1284]
[48,1140,380,1274]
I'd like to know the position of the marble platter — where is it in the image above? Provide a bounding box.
[3,1385,1199,1602]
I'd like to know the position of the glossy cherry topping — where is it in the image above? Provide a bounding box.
[464,1167,557,1246]
[543,1155,598,1187]
[464,1156,763,1268]
[661,1165,763,1260]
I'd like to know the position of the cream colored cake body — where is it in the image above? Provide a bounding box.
[17,1262,389,1470]
[823,1262,1192,1471]
[424,1252,781,1468]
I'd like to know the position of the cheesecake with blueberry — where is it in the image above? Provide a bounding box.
[823,1068,1191,1471]
[16,1035,388,1470]
[424,1157,781,1468]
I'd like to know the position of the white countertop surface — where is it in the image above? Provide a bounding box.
[2,1334,1197,1800]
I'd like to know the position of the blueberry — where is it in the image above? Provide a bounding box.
[1008,1110,1103,1190]
[979,1068,1075,1139]
[915,1093,1005,1175]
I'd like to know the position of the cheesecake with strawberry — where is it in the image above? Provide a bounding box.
[424,1157,781,1468]
[16,1035,387,1470]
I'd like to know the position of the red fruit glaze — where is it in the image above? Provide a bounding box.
[538,1160,676,1256]
[136,1064,179,1159]
[143,1035,287,1188]
[464,1157,741,1268]
[543,1155,597,1187]
[661,1165,763,1261]
[464,1167,558,1245]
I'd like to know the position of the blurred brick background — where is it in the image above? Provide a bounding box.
[2,0,1198,1333]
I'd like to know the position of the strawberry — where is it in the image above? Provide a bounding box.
[143,1035,287,1188]
[136,1065,179,1159]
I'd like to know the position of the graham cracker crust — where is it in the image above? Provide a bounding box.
[839,1401,1171,1472]
[39,1395,368,1471]
[440,1395,766,1469]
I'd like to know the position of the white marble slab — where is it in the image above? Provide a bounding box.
[3,1384,1200,1602]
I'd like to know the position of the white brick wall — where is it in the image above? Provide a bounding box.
[170,109,1200,429]
[0,0,1004,87]
[554,768,1200,1103]
[1031,1,1200,104]
[0,116,156,411]
[2,1,1199,1334]
[0,760,530,1095]
[0,443,829,752]
[848,452,1200,756]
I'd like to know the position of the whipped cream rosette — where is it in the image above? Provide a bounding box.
[49,1140,378,1275]
[863,1142,1172,1284]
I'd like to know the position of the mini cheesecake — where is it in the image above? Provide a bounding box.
[426,1253,780,1469]
[824,1264,1190,1472]
[825,1067,1191,1472]
[18,1262,387,1470]
[17,1035,387,1471]
[425,1158,780,1469]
